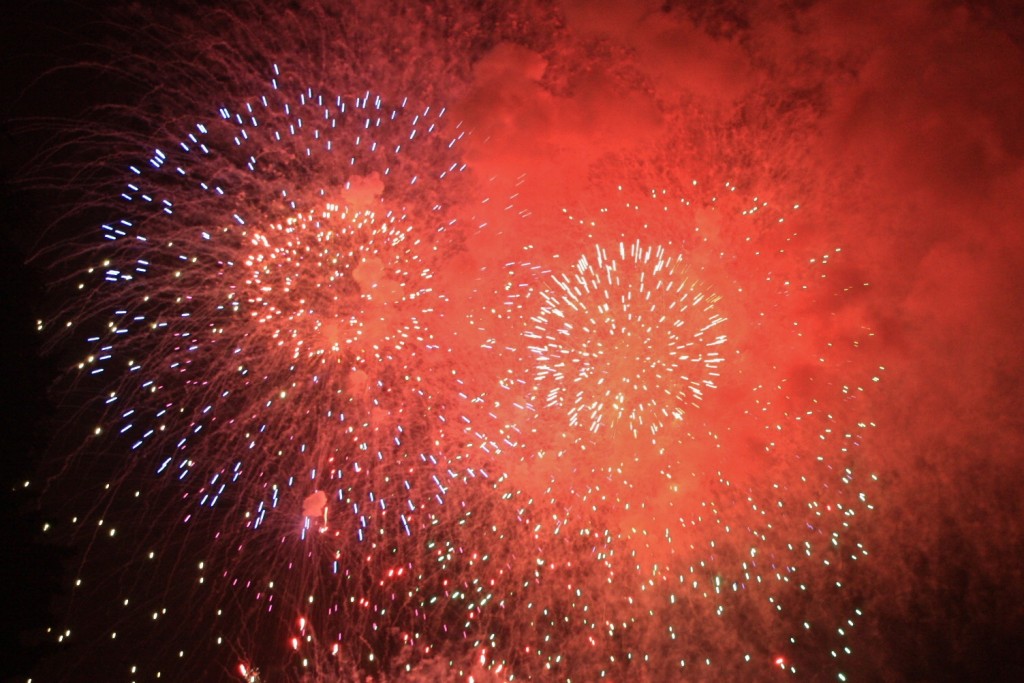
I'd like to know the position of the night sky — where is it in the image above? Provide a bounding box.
[3,1,1023,681]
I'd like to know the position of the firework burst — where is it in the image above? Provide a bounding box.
[432,184,879,681]
[35,65,519,679]
[525,240,727,443]
[80,74,473,513]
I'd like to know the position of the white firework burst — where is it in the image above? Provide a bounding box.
[525,240,727,442]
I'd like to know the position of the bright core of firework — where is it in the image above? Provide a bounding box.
[525,240,726,442]
[241,202,436,365]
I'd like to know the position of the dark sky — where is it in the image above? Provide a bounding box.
[3,1,1024,681]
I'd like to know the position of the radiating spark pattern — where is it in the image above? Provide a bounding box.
[83,79,473,528]
[525,240,726,442]
[43,71,525,679]
[428,186,880,682]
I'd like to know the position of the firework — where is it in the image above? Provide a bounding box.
[434,185,879,681]
[525,240,727,443]
[29,6,883,678]
[90,77,471,512]
[36,65,522,679]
